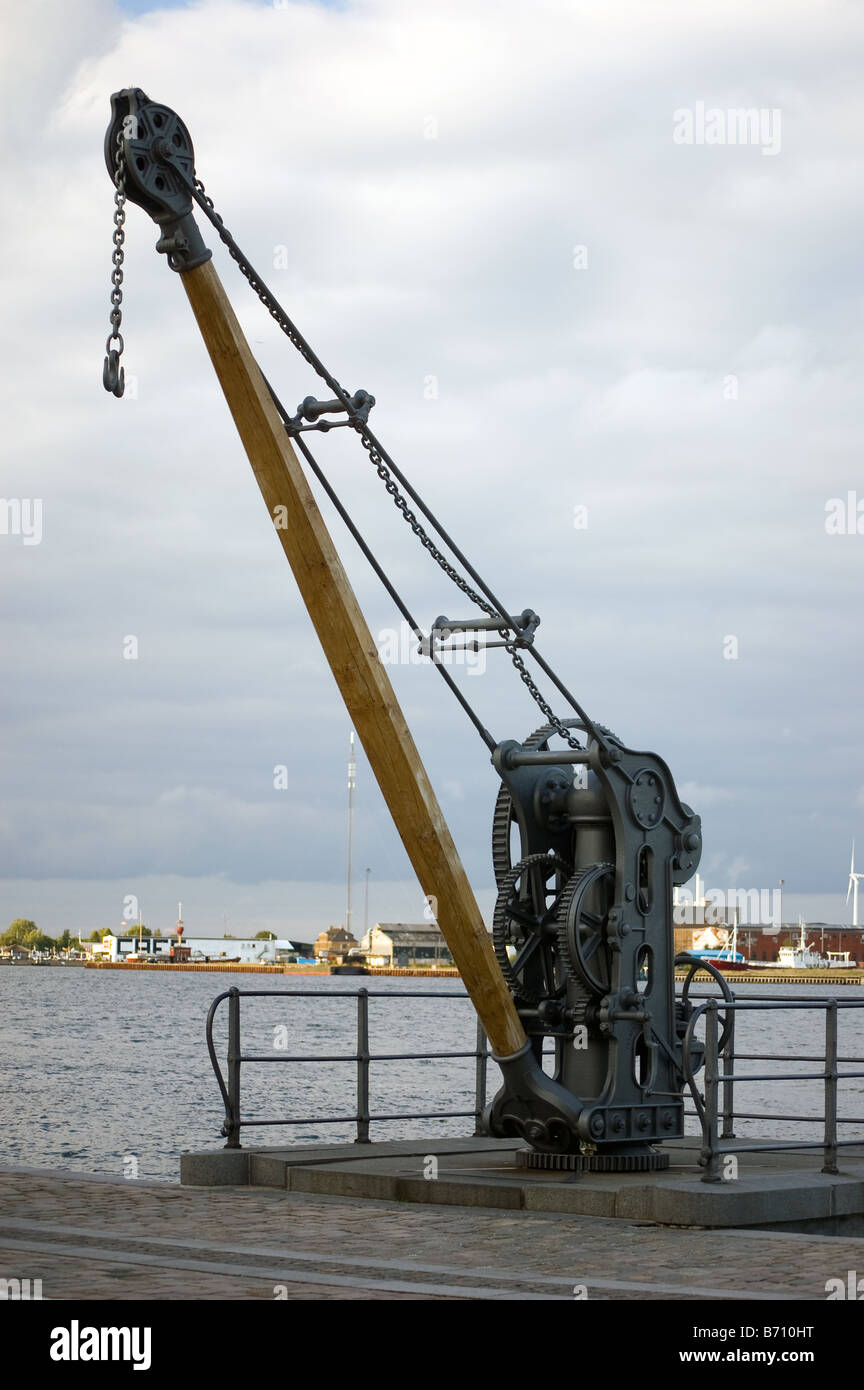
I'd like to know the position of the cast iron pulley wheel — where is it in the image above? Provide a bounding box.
[493,852,572,1005]
[556,862,616,995]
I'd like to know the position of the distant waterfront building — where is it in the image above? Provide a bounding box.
[0,943,31,961]
[313,925,358,963]
[739,924,864,964]
[673,922,864,964]
[100,935,295,964]
[359,922,453,968]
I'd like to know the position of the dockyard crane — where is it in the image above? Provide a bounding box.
[101,89,711,1167]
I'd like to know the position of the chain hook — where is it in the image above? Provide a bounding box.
[103,342,125,397]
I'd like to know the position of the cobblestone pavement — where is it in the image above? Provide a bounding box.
[0,1167,861,1301]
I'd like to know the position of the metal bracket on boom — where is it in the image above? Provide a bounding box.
[285,390,376,436]
[432,608,540,652]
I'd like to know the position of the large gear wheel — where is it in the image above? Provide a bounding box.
[492,852,571,1005]
[492,720,620,887]
[556,862,616,995]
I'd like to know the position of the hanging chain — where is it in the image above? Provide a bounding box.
[102,131,127,397]
[183,172,583,748]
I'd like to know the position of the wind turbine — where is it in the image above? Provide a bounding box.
[846,842,864,927]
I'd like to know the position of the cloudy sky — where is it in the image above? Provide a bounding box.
[1,0,863,940]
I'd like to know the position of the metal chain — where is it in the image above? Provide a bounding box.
[102,132,127,397]
[191,178,322,375]
[188,172,583,744]
[502,640,583,749]
[357,434,498,618]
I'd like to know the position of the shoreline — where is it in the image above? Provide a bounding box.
[3,959,862,983]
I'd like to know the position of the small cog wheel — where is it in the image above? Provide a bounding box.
[493,852,572,1005]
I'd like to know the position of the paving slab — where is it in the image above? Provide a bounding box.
[2,1165,864,1301]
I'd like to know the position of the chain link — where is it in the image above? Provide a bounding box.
[188,173,583,746]
[357,434,499,618]
[102,132,127,396]
[502,641,583,749]
[192,179,322,374]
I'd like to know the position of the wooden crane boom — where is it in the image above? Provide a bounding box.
[181,258,526,1058]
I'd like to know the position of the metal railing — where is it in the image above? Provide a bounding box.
[682,993,864,1181]
[205,985,864,1176]
[206,986,488,1148]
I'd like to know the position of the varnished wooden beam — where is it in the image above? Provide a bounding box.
[180,257,526,1058]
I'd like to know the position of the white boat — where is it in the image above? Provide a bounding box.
[685,922,748,971]
[777,919,855,969]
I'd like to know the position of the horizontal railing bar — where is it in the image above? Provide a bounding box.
[367,1110,477,1121]
[238,1110,478,1127]
[236,1050,481,1064]
[716,1071,864,1083]
[240,1115,361,1126]
[715,1071,824,1083]
[698,1139,864,1154]
[210,989,471,1000]
[356,1051,480,1062]
[684,992,864,1005]
[689,999,864,1010]
[239,1054,358,1063]
[214,987,864,1006]
[679,1110,864,1126]
[715,1112,864,1124]
[732,1054,864,1063]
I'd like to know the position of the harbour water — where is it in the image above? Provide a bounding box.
[2,968,863,1183]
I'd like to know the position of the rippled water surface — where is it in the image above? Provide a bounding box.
[1,968,862,1182]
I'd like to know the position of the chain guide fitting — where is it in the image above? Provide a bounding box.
[431,609,540,654]
[103,89,707,1164]
[285,390,375,436]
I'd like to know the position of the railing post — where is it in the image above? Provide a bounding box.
[823,999,839,1175]
[355,988,371,1143]
[474,1016,488,1135]
[721,1007,736,1139]
[700,1001,722,1182]
[223,986,242,1149]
